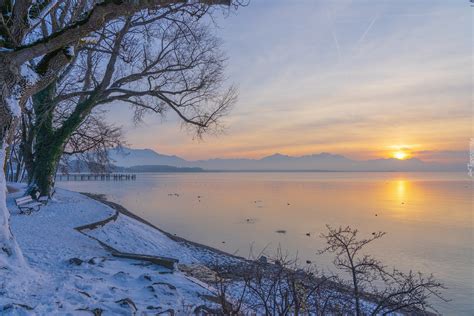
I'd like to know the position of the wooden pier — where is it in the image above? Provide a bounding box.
[56,173,136,181]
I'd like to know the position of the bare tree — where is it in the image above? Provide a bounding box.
[59,110,125,174]
[208,248,340,315]
[200,230,446,315]
[24,10,236,197]
[5,108,122,182]
[4,125,25,182]
[0,0,234,280]
[319,225,446,315]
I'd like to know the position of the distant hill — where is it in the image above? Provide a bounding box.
[109,148,187,167]
[107,147,464,172]
[59,160,114,173]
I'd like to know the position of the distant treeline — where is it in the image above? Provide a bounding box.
[58,160,204,173]
[114,165,204,173]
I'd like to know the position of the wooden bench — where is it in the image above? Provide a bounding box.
[38,196,49,204]
[15,196,43,215]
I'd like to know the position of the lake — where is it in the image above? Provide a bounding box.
[58,172,473,314]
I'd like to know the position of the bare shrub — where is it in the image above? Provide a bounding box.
[319,225,447,315]
[204,226,446,315]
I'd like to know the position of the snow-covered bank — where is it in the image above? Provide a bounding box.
[2,185,241,314]
[1,185,442,315]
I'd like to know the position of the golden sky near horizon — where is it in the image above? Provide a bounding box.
[107,0,471,163]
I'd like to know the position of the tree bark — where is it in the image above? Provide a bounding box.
[0,54,26,269]
[0,0,231,280]
[10,0,231,66]
[0,142,26,269]
[26,84,59,197]
[27,135,64,198]
[27,87,98,197]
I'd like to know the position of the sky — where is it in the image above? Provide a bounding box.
[105,0,471,163]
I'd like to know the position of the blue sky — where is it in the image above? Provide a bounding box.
[105,0,471,162]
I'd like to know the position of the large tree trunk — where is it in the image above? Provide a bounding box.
[27,132,64,198]
[26,84,59,197]
[0,143,26,269]
[0,0,230,282]
[27,88,96,197]
[0,55,26,270]
[21,114,35,182]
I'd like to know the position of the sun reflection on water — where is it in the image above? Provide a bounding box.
[396,179,407,203]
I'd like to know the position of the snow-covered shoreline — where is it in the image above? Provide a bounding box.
[3,185,243,314]
[2,185,441,315]
[80,192,246,265]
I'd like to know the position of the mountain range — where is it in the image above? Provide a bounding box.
[107,148,464,172]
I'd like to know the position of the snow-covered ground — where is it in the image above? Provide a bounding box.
[2,185,242,314]
[1,185,437,316]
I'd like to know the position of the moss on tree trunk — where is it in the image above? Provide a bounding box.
[28,133,64,197]
[27,84,97,197]
[26,84,57,197]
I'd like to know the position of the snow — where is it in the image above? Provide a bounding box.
[0,184,422,315]
[85,210,241,267]
[0,145,26,269]
[20,63,39,86]
[5,92,21,117]
[0,144,9,237]
[2,185,239,314]
[26,0,60,34]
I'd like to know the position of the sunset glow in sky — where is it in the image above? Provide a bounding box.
[107,0,471,163]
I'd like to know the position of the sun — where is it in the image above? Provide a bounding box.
[393,151,408,160]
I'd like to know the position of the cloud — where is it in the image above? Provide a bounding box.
[105,0,470,162]
[412,150,469,163]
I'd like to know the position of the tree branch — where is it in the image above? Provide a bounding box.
[8,0,231,65]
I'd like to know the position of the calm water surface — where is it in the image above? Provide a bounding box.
[58,172,473,314]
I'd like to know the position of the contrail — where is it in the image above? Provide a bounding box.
[357,12,379,45]
[326,9,342,61]
[330,28,342,60]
